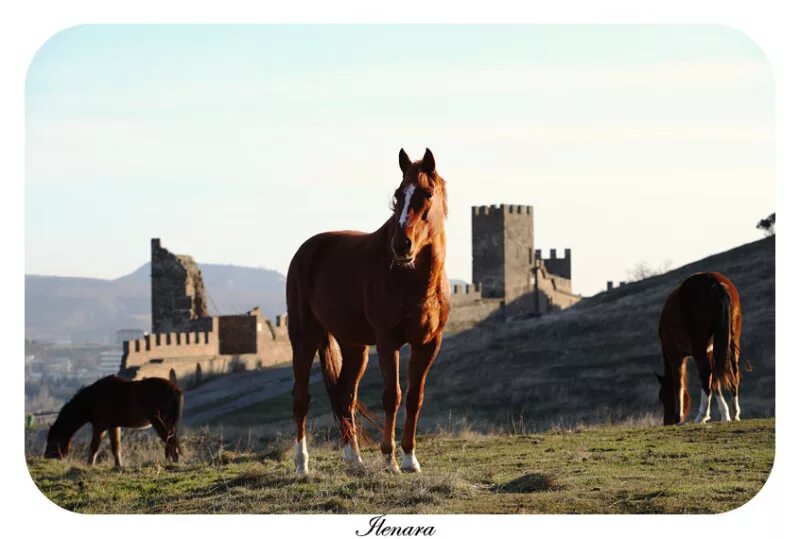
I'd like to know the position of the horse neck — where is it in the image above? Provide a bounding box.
[52,398,89,441]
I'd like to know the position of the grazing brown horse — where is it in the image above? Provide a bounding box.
[287,148,450,474]
[656,272,742,425]
[44,375,184,466]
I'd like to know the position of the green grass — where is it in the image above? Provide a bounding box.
[26,418,774,514]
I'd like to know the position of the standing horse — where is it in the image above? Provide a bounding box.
[287,148,450,474]
[656,272,742,425]
[44,375,184,466]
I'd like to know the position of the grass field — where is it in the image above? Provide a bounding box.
[26,418,774,514]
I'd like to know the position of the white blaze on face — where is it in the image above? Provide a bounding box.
[398,185,416,227]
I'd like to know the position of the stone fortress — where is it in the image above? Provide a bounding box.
[117,204,578,381]
[446,204,580,332]
[119,239,291,383]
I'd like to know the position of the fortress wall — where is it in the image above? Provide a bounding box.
[533,266,581,313]
[450,282,483,306]
[445,297,504,334]
[122,317,219,368]
[254,315,292,368]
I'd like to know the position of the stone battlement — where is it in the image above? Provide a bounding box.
[472,204,533,216]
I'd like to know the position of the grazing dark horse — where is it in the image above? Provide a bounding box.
[44,375,184,466]
[656,272,742,425]
[287,148,450,474]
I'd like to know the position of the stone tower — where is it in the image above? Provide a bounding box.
[471,204,534,305]
[150,238,210,334]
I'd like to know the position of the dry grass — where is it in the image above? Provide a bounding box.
[26,418,774,514]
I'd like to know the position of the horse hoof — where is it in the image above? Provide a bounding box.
[342,444,363,465]
[401,452,421,473]
[296,466,309,475]
[384,461,400,474]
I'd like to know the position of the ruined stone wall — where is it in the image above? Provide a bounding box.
[449,282,483,306]
[151,238,209,334]
[535,248,572,280]
[533,265,581,313]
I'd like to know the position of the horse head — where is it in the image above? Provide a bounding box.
[390,148,447,268]
[44,425,71,459]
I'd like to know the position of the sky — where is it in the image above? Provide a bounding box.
[25,25,774,296]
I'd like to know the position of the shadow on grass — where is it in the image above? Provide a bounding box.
[492,472,563,493]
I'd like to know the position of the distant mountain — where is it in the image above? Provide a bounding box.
[25,263,286,344]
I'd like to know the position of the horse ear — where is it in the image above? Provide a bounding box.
[422,148,436,174]
[169,368,178,386]
[399,148,412,173]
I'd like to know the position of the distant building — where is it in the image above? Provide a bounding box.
[98,351,123,376]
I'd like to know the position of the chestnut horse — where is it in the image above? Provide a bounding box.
[287,148,450,474]
[44,375,184,466]
[656,272,742,425]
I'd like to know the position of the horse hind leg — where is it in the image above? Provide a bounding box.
[337,343,369,467]
[108,427,123,468]
[692,342,713,423]
[714,388,732,421]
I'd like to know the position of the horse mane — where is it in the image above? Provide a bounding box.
[54,375,115,427]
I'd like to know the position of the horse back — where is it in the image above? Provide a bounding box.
[286,230,381,344]
[87,376,182,429]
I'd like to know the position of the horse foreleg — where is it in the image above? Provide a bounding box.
[108,427,123,468]
[338,344,369,466]
[87,427,104,466]
[377,344,401,473]
[400,335,442,473]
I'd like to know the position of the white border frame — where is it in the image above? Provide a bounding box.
[1,1,794,536]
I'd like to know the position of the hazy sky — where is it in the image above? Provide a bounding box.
[26,25,774,295]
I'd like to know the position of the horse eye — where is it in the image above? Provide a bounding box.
[422,190,433,199]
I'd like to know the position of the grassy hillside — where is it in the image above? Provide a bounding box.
[193,236,774,435]
[26,419,774,514]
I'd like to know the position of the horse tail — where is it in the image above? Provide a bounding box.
[318,336,379,445]
[318,335,345,432]
[712,281,736,392]
[167,388,184,460]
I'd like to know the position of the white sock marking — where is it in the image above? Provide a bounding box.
[694,391,712,423]
[398,185,415,226]
[733,395,741,421]
[295,437,309,474]
[342,440,363,464]
[401,450,421,473]
[715,391,731,421]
